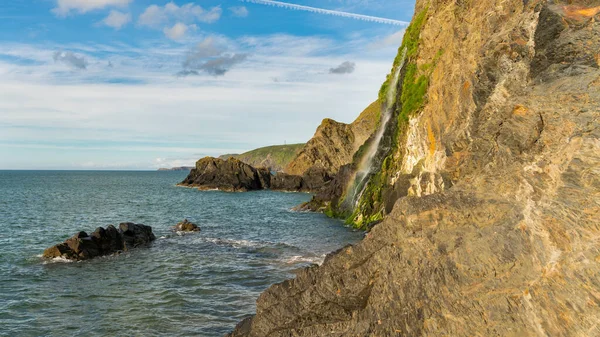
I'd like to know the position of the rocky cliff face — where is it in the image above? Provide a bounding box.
[220,144,305,172]
[180,157,271,192]
[180,157,333,192]
[285,100,380,176]
[229,0,600,335]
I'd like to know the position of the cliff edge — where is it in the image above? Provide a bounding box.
[285,100,380,176]
[229,0,600,335]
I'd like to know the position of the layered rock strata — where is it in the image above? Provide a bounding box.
[229,0,600,335]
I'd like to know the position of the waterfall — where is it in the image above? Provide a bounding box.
[345,47,407,208]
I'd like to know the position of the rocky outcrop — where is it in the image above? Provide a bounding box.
[180,157,333,192]
[179,157,271,192]
[285,100,380,176]
[43,223,156,261]
[220,144,304,172]
[229,0,600,336]
[174,219,200,232]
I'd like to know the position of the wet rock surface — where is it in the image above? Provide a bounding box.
[229,0,600,336]
[43,223,156,261]
[174,219,200,232]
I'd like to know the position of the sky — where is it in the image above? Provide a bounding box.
[0,0,416,170]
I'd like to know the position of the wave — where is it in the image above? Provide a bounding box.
[201,237,299,250]
[42,256,75,264]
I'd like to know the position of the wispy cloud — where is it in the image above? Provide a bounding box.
[53,0,132,17]
[229,6,249,18]
[0,31,396,169]
[329,61,355,74]
[240,0,408,25]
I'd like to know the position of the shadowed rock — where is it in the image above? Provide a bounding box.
[42,223,156,261]
[179,157,271,192]
[180,156,332,193]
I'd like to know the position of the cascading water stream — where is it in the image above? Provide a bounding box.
[345,47,407,208]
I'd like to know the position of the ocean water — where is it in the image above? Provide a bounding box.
[0,171,362,337]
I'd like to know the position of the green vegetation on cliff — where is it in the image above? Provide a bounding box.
[346,6,435,229]
[220,144,304,172]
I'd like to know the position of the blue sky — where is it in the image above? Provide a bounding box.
[0,0,415,170]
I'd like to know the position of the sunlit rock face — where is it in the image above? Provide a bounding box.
[229,0,600,336]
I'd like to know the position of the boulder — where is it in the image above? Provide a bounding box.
[174,219,200,232]
[42,222,155,261]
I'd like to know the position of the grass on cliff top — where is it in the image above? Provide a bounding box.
[352,99,381,127]
[220,144,305,170]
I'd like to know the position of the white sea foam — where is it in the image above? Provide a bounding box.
[283,254,325,265]
[42,256,75,264]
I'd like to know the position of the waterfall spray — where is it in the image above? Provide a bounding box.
[345,47,408,208]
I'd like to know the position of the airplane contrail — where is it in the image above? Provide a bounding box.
[240,0,409,26]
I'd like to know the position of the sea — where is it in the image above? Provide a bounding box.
[0,170,362,336]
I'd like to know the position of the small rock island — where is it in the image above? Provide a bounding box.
[174,219,200,232]
[43,222,156,261]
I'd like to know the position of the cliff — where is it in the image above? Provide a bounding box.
[219,144,304,172]
[157,166,194,172]
[179,157,332,192]
[229,0,600,335]
[285,100,381,176]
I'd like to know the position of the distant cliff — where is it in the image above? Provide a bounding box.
[285,100,380,176]
[219,144,304,172]
[157,166,194,172]
[230,0,600,336]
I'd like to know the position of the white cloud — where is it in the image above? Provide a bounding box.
[163,22,195,40]
[53,0,133,16]
[369,29,405,49]
[0,34,395,169]
[229,6,249,18]
[102,10,132,30]
[138,2,222,28]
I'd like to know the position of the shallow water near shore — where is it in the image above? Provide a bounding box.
[0,170,362,337]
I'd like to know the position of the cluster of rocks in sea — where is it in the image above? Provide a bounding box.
[43,222,156,261]
[43,219,201,261]
[178,157,333,193]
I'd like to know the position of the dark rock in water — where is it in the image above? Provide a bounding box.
[119,222,156,250]
[174,219,200,232]
[42,223,156,261]
[179,157,271,192]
